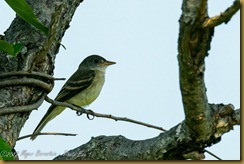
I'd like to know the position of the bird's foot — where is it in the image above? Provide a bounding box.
[76,111,83,116]
[86,109,95,120]
[73,103,94,120]
[73,104,85,116]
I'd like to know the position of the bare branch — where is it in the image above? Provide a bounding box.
[0,71,66,114]
[204,150,222,160]
[45,96,167,132]
[0,78,53,92]
[179,0,214,140]
[54,103,239,160]
[17,132,77,141]
[0,71,65,81]
[0,71,66,115]
[44,96,86,113]
[0,93,46,115]
[203,0,240,28]
[90,112,167,131]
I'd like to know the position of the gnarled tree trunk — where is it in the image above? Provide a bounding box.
[0,0,239,160]
[0,0,83,153]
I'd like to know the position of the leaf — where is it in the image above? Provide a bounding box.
[13,43,24,55]
[0,137,14,160]
[0,40,23,56]
[5,0,49,36]
[0,40,14,56]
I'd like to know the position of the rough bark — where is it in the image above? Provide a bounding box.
[54,105,239,160]
[54,0,239,160]
[178,0,214,141]
[0,0,83,148]
[0,0,239,160]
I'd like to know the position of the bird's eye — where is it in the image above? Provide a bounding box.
[93,59,99,64]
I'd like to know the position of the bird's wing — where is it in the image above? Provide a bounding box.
[31,105,66,140]
[30,69,96,140]
[55,69,96,102]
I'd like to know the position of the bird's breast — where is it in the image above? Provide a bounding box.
[67,72,105,107]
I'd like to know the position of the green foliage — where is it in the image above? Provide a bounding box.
[0,40,23,56]
[5,0,49,35]
[0,0,50,56]
[0,137,14,160]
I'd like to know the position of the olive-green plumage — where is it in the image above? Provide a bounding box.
[31,55,115,140]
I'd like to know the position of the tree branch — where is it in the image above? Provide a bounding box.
[0,71,65,81]
[54,104,238,160]
[0,78,53,92]
[178,0,214,141]
[54,123,189,160]
[203,0,240,28]
[86,112,167,132]
[0,70,66,93]
[0,71,66,115]
[17,132,77,141]
[44,96,167,132]
[204,150,222,160]
[0,0,239,160]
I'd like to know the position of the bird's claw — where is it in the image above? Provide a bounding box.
[86,109,95,120]
[74,104,85,116]
[76,111,83,116]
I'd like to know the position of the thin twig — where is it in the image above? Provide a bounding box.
[0,93,46,115]
[45,96,167,132]
[204,149,222,160]
[0,71,65,81]
[203,0,240,28]
[45,96,85,113]
[90,112,167,131]
[0,78,53,92]
[17,132,77,141]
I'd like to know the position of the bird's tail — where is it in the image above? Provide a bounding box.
[31,105,66,140]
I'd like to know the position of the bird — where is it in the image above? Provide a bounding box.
[31,55,116,140]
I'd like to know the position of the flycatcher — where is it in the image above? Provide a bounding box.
[31,55,116,140]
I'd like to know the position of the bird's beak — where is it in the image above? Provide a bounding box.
[102,60,116,66]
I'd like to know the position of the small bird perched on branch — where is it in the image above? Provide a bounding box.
[31,55,116,140]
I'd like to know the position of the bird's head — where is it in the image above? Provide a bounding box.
[79,55,116,72]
